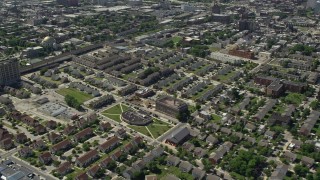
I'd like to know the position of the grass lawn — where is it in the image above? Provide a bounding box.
[56,88,93,104]
[128,125,152,137]
[147,119,172,138]
[101,104,130,123]
[212,114,222,122]
[275,104,286,114]
[217,71,237,83]
[158,165,194,180]
[41,76,61,85]
[121,104,130,112]
[102,104,123,114]
[103,114,121,123]
[128,118,172,139]
[65,167,85,180]
[172,36,182,45]
[122,72,138,81]
[192,85,215,100]
[152,118,168,125]
[209,47,220,52]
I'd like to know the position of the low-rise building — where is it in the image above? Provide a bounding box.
[75,149,99,168]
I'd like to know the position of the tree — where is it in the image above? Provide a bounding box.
[164,40,175,48]
[195,103,201,110]
[147,161,160,173]
[294,164,309,177]
[65,95,82,110]
[40,68,48,76]
[95,168,106,178]
[228,150,266,178]
[300,144,315,154]
[82,142,90,151]
[66,155,72,162]
[53,161,61,167]
[202,158,213,172]
[107,161,117,170]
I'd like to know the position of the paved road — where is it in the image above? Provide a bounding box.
[10,156,57,180]
[0,148,57,180]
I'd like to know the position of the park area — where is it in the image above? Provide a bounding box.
[102,104,173,139]
[101,104,130,123]
[129,118,173,139]
[56,88,93,104]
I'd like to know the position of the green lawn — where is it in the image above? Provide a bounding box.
[209,47,220,52]
[41,76,61,85]
[275,104,286,114]
[65,167,84,180]
[122,72,138,81]
[128,125,152,137]
[148,119,172,138]
[102,104,123,114]
[172,36,182,45]
[56,88,93,104]
[152,118,168,125]
[101,104,130,123]
[147,124,172,138]
[158,165,194,180]
[217,71,237,83]
[192,85,215,100]
[121,104,130,112]
[212,114,222,122]
[103,114,121,123]
[128,118,173,139]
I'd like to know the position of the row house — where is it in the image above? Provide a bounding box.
[56,162,72,176]
[18,146,33,158]
[15,133,28,144]
[73,128,93,143]
[39,152,52,165]
[98,136,120,153]
[75,149,99,168]
[50,139,73,154]
[48,132,62,144]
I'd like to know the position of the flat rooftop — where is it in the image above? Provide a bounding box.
[157,96,187,108]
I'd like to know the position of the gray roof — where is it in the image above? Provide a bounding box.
[206,135,218,144]
[283,151,297,161]
[179,161,193,172]
[206,174,221,180]
[270,164,288,180]
[254,99,277,120]
[245,123,256,130]
[301,156,314,166]
[7,171,25,180]
[164,174,180,180]
[166,155,180,166]
[167,127,190,145]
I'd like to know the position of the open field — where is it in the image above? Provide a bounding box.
[56,88,93,104]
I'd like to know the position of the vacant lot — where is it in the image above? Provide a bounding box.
[56,88,93,104]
